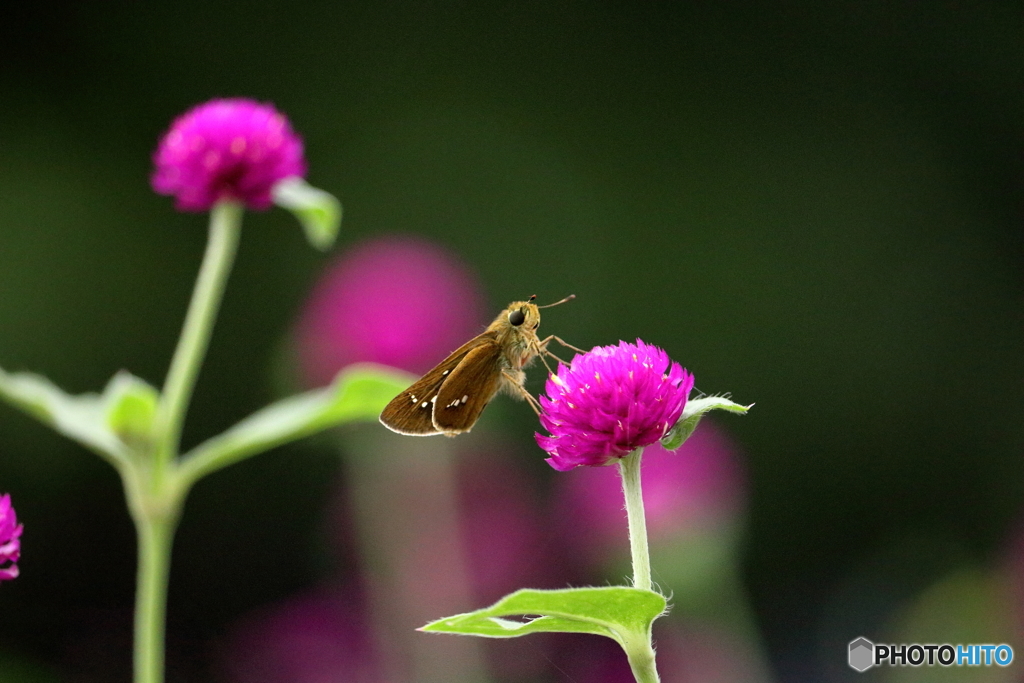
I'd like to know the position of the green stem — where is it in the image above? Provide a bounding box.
[618,447,660,683]
[618,448,652,592]
[133,513,177,683]
[625,643,661,683]
[132,200,244,683]
[154,201,243,472]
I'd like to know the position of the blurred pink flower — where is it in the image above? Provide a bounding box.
[456,448,557,603]
[535,339,693,471]
[451,447,567,681]
[219,587,381,683]
[552,422,746,567]
[0,493,22,581]
[292,235,487,386]
[152,98,306,211]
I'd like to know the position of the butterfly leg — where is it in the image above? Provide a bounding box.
[502,370,542,415]
[537,349,559,375]
[538,335,585,367]
[543,335,587,355]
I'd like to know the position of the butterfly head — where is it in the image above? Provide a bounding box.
[504,300,541,333]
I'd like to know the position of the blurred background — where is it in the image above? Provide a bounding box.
[0,2,1022,681]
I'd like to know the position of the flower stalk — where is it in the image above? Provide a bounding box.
[155,200,243,471]
[618,447,661,683]
[618,448,652,592]
[624,642,661,683]
[133,512,176,683]
[131,201,244,683]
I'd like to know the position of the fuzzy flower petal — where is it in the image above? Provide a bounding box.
[0,494,23,581]
[535,339,694,471]
[152,98,306,212]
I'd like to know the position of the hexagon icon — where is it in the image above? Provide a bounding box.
[848,637,875,672]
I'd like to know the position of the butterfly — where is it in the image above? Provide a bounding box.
[379,295,581,437]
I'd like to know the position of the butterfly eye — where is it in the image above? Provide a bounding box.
[508,309,526,326]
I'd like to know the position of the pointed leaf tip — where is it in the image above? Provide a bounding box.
[662,395,752,451]
[272,177,342,251]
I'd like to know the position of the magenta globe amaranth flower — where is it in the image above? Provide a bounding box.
[0,494,23,581]
[535,339,694,471]
[152,98,306,211]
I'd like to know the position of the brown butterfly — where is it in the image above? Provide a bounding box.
[379,295,581,437]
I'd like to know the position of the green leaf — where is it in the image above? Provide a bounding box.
[424,588,667,681]
[177,364,412,485]
[271,177,342,251]
[0,366,131,465]
[421,586,666,648]
[102,371,160,453]
[661,395,753,451]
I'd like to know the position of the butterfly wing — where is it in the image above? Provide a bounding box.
[379,333,498,436]
[432,339,503,435]
[379,356,466,435]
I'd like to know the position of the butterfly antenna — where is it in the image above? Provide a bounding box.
[537,294,576,309]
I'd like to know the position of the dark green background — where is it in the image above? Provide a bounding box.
[0,2,1021,681]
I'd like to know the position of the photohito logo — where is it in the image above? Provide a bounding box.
[848,637,1014,672]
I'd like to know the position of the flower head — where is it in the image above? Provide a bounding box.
[535,339,693,471]
[291,235,486,385]
[152,98,306,211]
[0,494,23,581]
